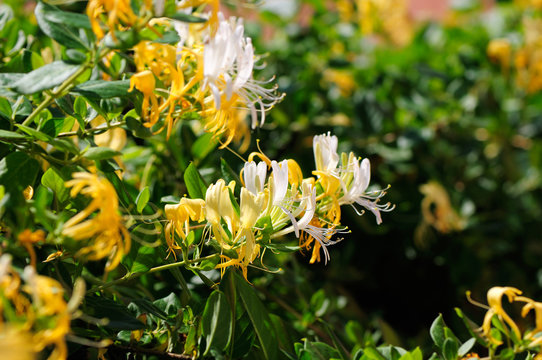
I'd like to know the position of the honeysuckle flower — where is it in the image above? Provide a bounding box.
[419,181,465,233]
[482,286,523,345]
[338,153,394,224]
[235,187,266,277]
[62,172,130,272]
[242,161,267,195]
[487,39,512,70]
[312,132,394,225]
[133,41,177,83]
[17,229,46,268]
[204,179,239,245]
[164,197,206,257]
[87,0,150,39]
[313,132,340,173]
[270,160,289,206]
[0,255,70,360]
[22,267,70,360]
[129,70,160,128]
[0,326,35,360]
[199,13,283,146]
[517,296,542,347]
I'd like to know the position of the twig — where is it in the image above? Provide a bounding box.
[108,344,192,359]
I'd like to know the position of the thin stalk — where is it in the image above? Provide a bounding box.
[86,254,220,294]
[21,64,90,128]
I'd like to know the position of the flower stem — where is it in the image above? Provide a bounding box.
[21,64,91,128]
[86,254,220,294]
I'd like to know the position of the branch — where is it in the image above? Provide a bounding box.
[108,344,192,359]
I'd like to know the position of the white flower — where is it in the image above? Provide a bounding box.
[270,160,289,205]
[338,153,394,224]
[243,161,267,195]
[202,13,283,128]
[313,132,340,173]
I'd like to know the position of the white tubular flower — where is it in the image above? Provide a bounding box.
[243,161,267,195]
[313,132,340,172]
[271,181,316,239]
[202,13,283,128]
[271,160,289,205]
[338,153,394,225]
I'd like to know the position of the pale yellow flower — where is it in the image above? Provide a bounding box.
[62,172,130,272]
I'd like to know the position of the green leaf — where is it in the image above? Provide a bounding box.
[168,12,207,23]
[84,147,121,160]
[202,290,233,355]
[454,308,488,347]
[41,117,74,137]
[297,339,342,360]
[199,255,220,271]
[16,124,50,141]
[191,132,218,160]
[123,242,157,275]
[153,293,181,317]
[430,315,446,350]
[0,151,39,192]
[11,61,79,94]
[84,296,144,330]
[457,338,475,357]
[130,298,168,320]
[34,1,89,50]
[0,129,25,140]
[220,158,241,186]
[41,167,69,203]
[183,162,207,199]
[233,270,278,360]
[71,80,131,99]
[136,186,150,213]
[442,338,458,360]
[160,195,180,204]
[0,74,23,97]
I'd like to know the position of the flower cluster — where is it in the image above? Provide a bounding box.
[0,255,70,360]
[165,132,393,278]
[62,172,130,272]
[128,8,283,149]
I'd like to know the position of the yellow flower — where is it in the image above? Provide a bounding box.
[23,267,70,360]
[357,0,413,46]
[133,41,177,84]
[129,70,161,129]
[487,39,512,70]
[62,172,130,272]
[17,229,46,268]
[419,181,465,234]
[482,286,523,345]
[86,0,148,39]
[0,255,70,360]
[164,197,206,258]
[0,326,35,360]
